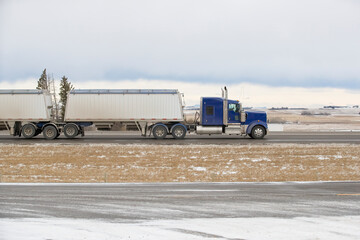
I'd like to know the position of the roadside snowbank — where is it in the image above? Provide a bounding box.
[1,216,360,240]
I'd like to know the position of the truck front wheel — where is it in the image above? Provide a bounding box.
[22,124,36,139]
[171,125,186,139]
[152,125,167,139]
[250,126,266,139]
[43,125,58,140]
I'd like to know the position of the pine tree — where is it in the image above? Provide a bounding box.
[36,68,49,90]
[59,76,74,120]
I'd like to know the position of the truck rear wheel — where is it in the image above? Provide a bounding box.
[43,125,58,140]
[171,125,186,139]
[22,124,36,139]
[64,123,79,138]
[152,125,167,139]
[251,126,265,139]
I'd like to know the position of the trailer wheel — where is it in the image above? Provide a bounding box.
[152,125,167,139]
[43,125,58,140]
[171,125,186,139]
[251,126,265,139]
[64,124,79,138]
[22,124,36,139]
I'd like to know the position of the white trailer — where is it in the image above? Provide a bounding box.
[65,89,183,121]
[62,89,187,139]
[0,90,54,137]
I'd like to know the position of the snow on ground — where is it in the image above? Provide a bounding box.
[1,216,360,240]
[284,123,360,132]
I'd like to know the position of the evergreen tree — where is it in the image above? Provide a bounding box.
[59,76,74,120]
[36,68,48,90]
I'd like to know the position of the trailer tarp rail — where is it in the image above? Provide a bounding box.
[0,89,45,94]
[70,89,179,94]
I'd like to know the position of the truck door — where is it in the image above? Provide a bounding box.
[201,98,223,126]
[202,104,216,125]
[228,102,240,123]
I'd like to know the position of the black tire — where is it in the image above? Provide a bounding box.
[43,125,58,140]
[251,126,266,139]
[22,124,36,139]
[171,125,187,139]
[64,123,79,138]
[152,125,167,139]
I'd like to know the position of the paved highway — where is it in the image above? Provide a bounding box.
[0,131,360,144]
[1,182,360,219]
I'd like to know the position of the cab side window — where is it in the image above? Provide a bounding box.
[229,103,238,112]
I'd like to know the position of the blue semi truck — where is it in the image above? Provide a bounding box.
[184,87,268,139]
[0,87,267,139]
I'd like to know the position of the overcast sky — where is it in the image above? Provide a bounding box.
[0,0,359,106]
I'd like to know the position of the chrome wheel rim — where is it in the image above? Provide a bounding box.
[254,128,264,137]
[174,127,184,137]
[155,127,165,137]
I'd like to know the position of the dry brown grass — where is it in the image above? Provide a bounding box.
[0,144,359,183]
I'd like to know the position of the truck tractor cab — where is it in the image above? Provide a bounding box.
[196,87,268,139]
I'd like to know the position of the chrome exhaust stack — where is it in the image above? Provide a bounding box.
[223,86,228,126]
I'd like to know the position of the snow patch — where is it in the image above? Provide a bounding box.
[191,167,207,172]
[1,217,360,240]
[251,157,271,162]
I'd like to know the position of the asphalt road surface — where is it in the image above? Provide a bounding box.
[1,182,360,220]
[0,131,360,144]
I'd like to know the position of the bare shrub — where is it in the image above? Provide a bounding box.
[268,117,287,124]
[301,111,313,116]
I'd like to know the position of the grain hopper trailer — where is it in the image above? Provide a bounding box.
[62,89,185,139]
[0,89,55,138]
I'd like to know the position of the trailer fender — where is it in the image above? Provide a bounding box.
[75,122,93,128]
[151,123,169,133]
[42,123,59,132]
[246,121,268,135]
[21,122,37,131]
[170,123,187,133]
[65,123,80,130]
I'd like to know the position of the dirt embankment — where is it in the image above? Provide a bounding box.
[0,144,359,183]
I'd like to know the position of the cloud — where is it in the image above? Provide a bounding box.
[1,78,359,107]
[0,0,360,88]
